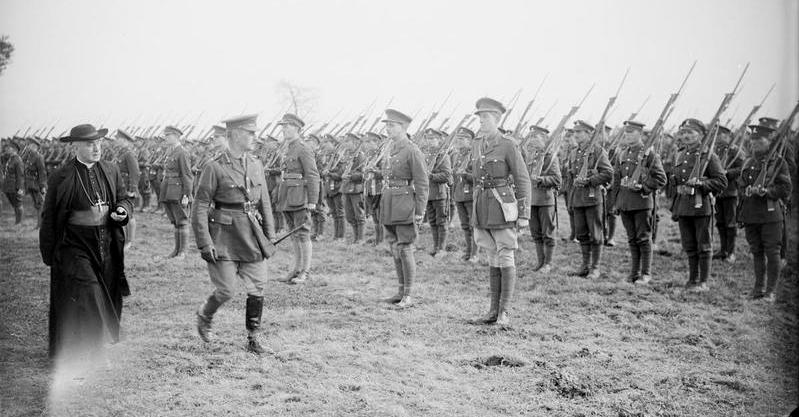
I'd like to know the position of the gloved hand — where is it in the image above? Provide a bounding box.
[200,246,217,263]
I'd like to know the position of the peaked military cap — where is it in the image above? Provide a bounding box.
[60,124,108,143]
[364,131,382,141]
[116,129,134,142]
[749,116,779,132]
[212,125,226,135]
[529,125,550,135]
[679,118,707,135]
[382,109,412,125]
[716,125,732,135]
[474,97,506,115]
[276,113,305,129]
[424,128,444,137]
[163,125,183,136]
[623,120,646,131]
[573,120,595,133]
[222,114,258,133]
[457,127,476,139]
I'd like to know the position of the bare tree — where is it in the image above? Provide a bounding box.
[0,35,14,76]
[274,80,319,119]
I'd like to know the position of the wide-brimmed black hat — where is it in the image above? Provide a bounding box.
[60,124,108,143]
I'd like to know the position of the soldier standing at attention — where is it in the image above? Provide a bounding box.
[307,133,328,242]
[115,130,141,250]
[379,109,429,307]
[192,115,276,354]
[363,132,385,246]
[23,138,48,228]
[426,130,453,257]
[274,114,321,284]
[323,136,346,240]
[609,120,667,284]
[158,125,194,259]
[452,127,477,262]
[737,119,791,302]
[669,119,727,291]
[2,140,25,225]
[526,125,561,274]
[340,132,366,244]
[470,98,532,326]
[566,120,613,279]
[712,125,744,263]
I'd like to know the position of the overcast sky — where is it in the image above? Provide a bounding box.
[1,0,797,137]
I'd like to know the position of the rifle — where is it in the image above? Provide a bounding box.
[689,62,749,208]
[500,88,522,128]
[726,83,775,169]
[576,68,630,197]
[536,87,593,176]
[628,95,651,121]
[414,93,452,139]
[427,114,470,172]
[626,62,697,187]
[746,101,799,211]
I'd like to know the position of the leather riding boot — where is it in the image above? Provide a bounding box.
[197,294,223,343]
[638,240,652,284]
[698,253,711,285]
[385,255,405,303]
[245,295,266,354]
[687,254,699,287]
[167,229,180,258]
[397,245,415,307]
[429,226,440,256]
[764,250,782,297]
[750,252,766,298]
[476,267,501,324]
[495,266,517,326]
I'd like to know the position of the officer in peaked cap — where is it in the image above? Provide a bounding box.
[469,97,532,326]
[379,109,429,308]
[158,125,194,259]
[192,113,276,354]
[273,113,321,284]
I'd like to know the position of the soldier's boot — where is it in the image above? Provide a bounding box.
[172,225,189,259]
[763,249,781,299]
[384,253,405,303]
[533,243,546,271]
[724,227,737,263]
[396,245,415,307]
[245,295,267,355]
[696,253,711,291]
[604,215,616,246]
[196,294,223,343]
[686,254,699,288]
[475,267,501,324]
[167,229,180,258]
[750,252,766,299]
[569,244,591,277]
[713,226,727,259]
[14,206,23,225]
[374,223,384,245]
[438,226,448,254]
[638,241,652,284]
[586,244,602,279]
[626,245,641,283]
[495,266,517,326]
[428,226,440,256]
[354,223,364,244]
[538,245,554,274]
[461,229,472,261]
[567,213,576,241]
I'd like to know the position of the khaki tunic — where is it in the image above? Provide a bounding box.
[379,136,429,226]
[276,138,320,212]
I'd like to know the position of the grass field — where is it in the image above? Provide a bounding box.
[1,197,797,416]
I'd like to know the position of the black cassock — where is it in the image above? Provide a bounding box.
[39,158,133,359]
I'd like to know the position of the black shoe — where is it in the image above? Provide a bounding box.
[246,336,266,355]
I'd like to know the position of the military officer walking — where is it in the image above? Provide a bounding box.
[379,109,429,308]
[609,120,667,284]
[470,98,532,326]
[2,140,25,225]
[192,115,276,354]
[668,119,727,291]
[158,125,194,259]
[273,113,321,284]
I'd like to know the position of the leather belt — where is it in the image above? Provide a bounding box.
[477,179,508,188]
[214,201,257,211]
[385,179,411,187]
[68,206,109,226]
[283,173,304,180]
